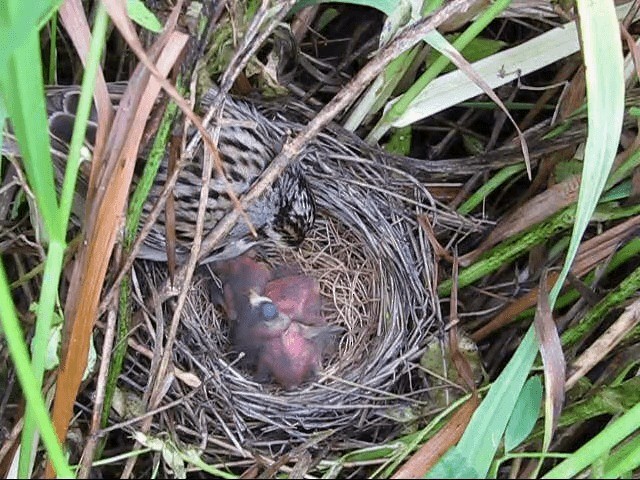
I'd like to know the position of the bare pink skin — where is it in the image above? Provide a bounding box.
[234,299,328,388]
[255,321,323,389]
[264,275,323,325]
[271,264,303,279]
[212,254,338,388]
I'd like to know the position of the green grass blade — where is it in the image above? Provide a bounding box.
[548,0,625,305]
[602,432,640,478]
[428,327,538,477]
[433,3,626,476]
[59,2,109,228]
[0,0,60,68]
[48,13,58,85]
[0,1,112,475]
[0,2,69,475]
[543,401,640,478]
[504,376,543,453]
[0,259,73,478]
[97,91,181,461]
[18,241,66,477]
[539,2,626,472]
[457,163,525,215]
[367,0,511,143]
[0,95,6,153]
[0,20,61,242]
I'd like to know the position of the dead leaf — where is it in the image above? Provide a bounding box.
[566,297,640,390]
[533,270,565,447]
[47,17,188,476]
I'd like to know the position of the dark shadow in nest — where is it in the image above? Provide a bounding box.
[125,101,453,460]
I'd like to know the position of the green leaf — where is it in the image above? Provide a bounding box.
[127,0,162,33]
[548,0,625,305]
[0,95,6,154]
[83,333,97,382]
[0,0,60,68]
[383,126,412,155]
[0,10,61,241]
[0,258,73,478]
[379,0,418,46]
[425,447,481,479]
[629,106,640,117]
[543,401,640,478]
[602,433,640,478]
[427,34,507,74]
[44,325,61,371]
[454,327,539,477]
[504,376,543,452]
[315,7,339,30]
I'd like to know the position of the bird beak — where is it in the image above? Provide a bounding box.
[248,289,273,307]
[248,290,291,331]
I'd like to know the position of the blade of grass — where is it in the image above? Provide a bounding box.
[0,259,73,478]
[543,401,640,478]
[38,5,108,469]
[0,2,70,475]
[454,327,538,477]
[0,5,61,241]
[97,91,180,460]
[343,1,430,131]
[48,13,58,84]
[457,163,525,215]
[0,0,62,68]
[438,206,577,297]
[0,96,6,152]
[561,260,640,350]
[602,432,640,478]
[536,1,625,470]
[439,2,626,477]
[0,0,109,475]
[58,3,108,230]
[371,3,633,144]
[366,0,512,143]
[548,0,625,306]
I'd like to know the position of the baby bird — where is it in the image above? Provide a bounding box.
[253,312,329,388]
[264,274,323,325]
[211,253,338,388]
[210,252,272,321]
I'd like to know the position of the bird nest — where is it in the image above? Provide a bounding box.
[123,104,454,464]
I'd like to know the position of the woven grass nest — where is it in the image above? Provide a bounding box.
[125,100,460,462]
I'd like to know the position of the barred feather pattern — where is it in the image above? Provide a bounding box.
[2,82,316,264]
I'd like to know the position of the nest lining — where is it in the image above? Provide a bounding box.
[123,104,451,461]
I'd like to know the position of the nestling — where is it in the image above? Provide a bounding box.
[264,274,323,325]
[240,292,336,389]
[210,252,272,321]
[210,253,339,388]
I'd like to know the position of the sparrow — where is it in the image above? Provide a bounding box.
[1,82,316,264]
